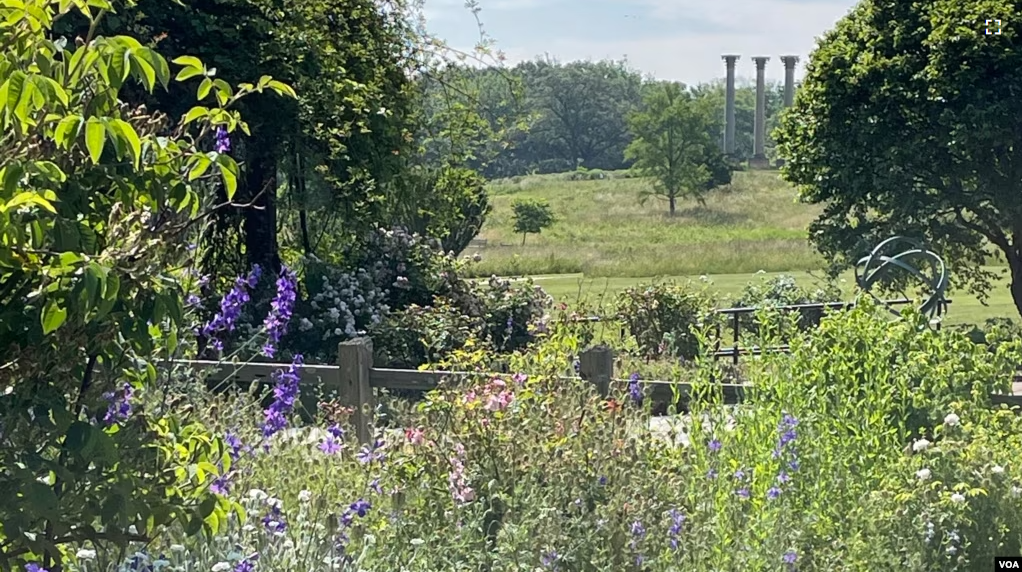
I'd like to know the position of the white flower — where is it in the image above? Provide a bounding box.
[944,413,960,427]
[267,496,283,509]
[299,318,313,332]
[334,328,343,336]
[248,489,268,501]
[410,538,425,546]
[950,492,966,504]
[128,525,138,535]
[76,549,97,560]
[299,489,312,502]
[170,544,186,553]
[912,438,931,452]
[1012,486,1021,497]
[242,524,256,532]
[212,562,231,572]
[916,468,931,480]
[991,465,1005,475]
[283,539,295,549]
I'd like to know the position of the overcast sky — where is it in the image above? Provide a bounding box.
[421,0,859,86]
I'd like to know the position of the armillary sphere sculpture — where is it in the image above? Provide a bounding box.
[854,236,949,322]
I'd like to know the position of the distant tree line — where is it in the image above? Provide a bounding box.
[416,57,790,180]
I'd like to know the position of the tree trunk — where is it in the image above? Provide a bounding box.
[668,195,676,216]
[521,233,527,246]
[241,150,280,274]
[1009,251,1022,320]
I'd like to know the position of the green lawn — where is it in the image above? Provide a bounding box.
[473,169,1019,326]
[522,268,1017,327]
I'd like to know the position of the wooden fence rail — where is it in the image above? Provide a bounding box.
[168,332,1019,444]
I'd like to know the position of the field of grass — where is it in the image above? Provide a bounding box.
[522,269,1017,326]
[470,170,1019,326]
[471,169,824,277]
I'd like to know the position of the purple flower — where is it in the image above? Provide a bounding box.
[319,436,342,455]
[233,556,257,572]
[707,469,718,479]
[708,438,722,452]
[210,470,232,495]
[327,424,345,439]
[736,487,751,499]
[777,471,791,484]
[733,469,746,480]
[262,505,286,533]
[203,265,262,350]
[25,564,48,572]
[630,520,645,538]
[215,126,231,154]
[783,550,797,565]
[260,266,298,358]
[186,294,201,307]
[357,439,386,465]
[627,372,643,406]
[572,359,580,374]
[598,475,608,486]
[767,486,782,500]
[668,509,685,550]
[540,550,559,569]
[261,354,303,438]
[369,479,382,494]
[225,431,246,461]
[102,383,133,425]
[788,459,800,472]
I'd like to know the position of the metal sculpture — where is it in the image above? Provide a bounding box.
[854,236,949,321]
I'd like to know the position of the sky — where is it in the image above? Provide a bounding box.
[421,0,859,86]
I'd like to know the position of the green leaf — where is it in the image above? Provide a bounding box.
[182,106,207,125]
[128,48,156,91]
[109,119,142,168]
[85,117,105,164]
[171,55,203,70]
[266,79,297,98]
[216,154,238,200]
[197,77,212,101]
[4,191,56,213]
[54,115,83,148]
[41,299,67,334]
[175,67,204,82]
[188,154,212,181]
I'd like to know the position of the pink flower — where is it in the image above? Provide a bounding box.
[512,372,528,385]
[405,427,425,445]
[462,390,477,404]
[484,390,515,411]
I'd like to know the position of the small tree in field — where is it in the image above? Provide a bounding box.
[511,198,555,245]
[625,81,730,215]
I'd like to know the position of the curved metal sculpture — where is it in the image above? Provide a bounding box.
[854,236,949,321]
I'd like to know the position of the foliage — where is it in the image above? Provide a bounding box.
[51,304,1022,572]
[386,165,491,256]
[625,82,731,215]
[510,198,556,245]
[732,273,843,338]
[614,280,717,360]
[773,0,1022,317]
[0,0,294,567]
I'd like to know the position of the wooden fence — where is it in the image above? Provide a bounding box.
[172,333,1020,444]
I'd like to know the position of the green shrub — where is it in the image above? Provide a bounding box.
[732,273,842,338]
[615,279,716,360]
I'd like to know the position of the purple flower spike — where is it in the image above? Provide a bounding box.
[261,266,298,358]
[215,126,231,154]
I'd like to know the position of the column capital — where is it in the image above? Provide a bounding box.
[721,54,740,64]
[780,55,800,68]
[752,56,770,68]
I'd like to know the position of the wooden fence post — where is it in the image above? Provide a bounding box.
[338,337,374,444]
[579,344,613,398]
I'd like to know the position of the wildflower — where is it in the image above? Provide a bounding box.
[916,468,931,480]
[262,504,287,533]
[667,509,685,550]
[405,427,425,445]
[707,469,718,479]
[203,265,262,349]
[912,438,931,452]
[101,382,133,425]
[318,436,342,455]
[1012,486,1021,497]
[630,520,646,538]
[944,412,960,427]
[950,492,966,504]
[186,294,201,306]
[76,549,97,560]
[788,459,800,472]
[370,479,383,494]
[540,550,559,569]
[708,438,722,452]
[991,465,1005,475]
[783,550,797,565]
[767,486,782,500]
[512,372,527,385]
[26,565,49,572]
[484,390,514,412]
[233,557,257,572]
[736,487,751,500]
[214,127,231,154]
[261,354,303,438]
[210,472,232,495]
[733,469,746,480]
[248,489,268,501]
[924,521,935,542]
[261,266,298,358]
[225,432,246,461]
[328,424,345,440]
[598,475,608,486]
[212,563,231,572]
[777,471,791,484]
[627,372,643,406]
[299,490,312,503]
[350,498,372,517]
[357,439,386,465]
[170,544,186,553]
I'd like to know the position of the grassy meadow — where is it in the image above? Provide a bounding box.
[471,170,1018,326]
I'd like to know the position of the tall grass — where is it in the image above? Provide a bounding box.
[469,170,824,277]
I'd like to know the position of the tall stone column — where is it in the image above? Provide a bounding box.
[722,55,739,156]
[780,55,799,107]
[751,56,770,168]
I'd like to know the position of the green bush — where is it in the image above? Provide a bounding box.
[732,273,843,338]
[615,279,716,360]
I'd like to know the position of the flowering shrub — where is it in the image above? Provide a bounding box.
[615,279,717,360]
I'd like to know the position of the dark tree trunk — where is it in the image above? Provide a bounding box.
[241,149,280,274]
[1009,251,1022,321]
[669,195,676,216]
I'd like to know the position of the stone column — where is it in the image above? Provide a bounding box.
[780,55,799,107]
[722,55,739,156]
[751,56,770,168]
